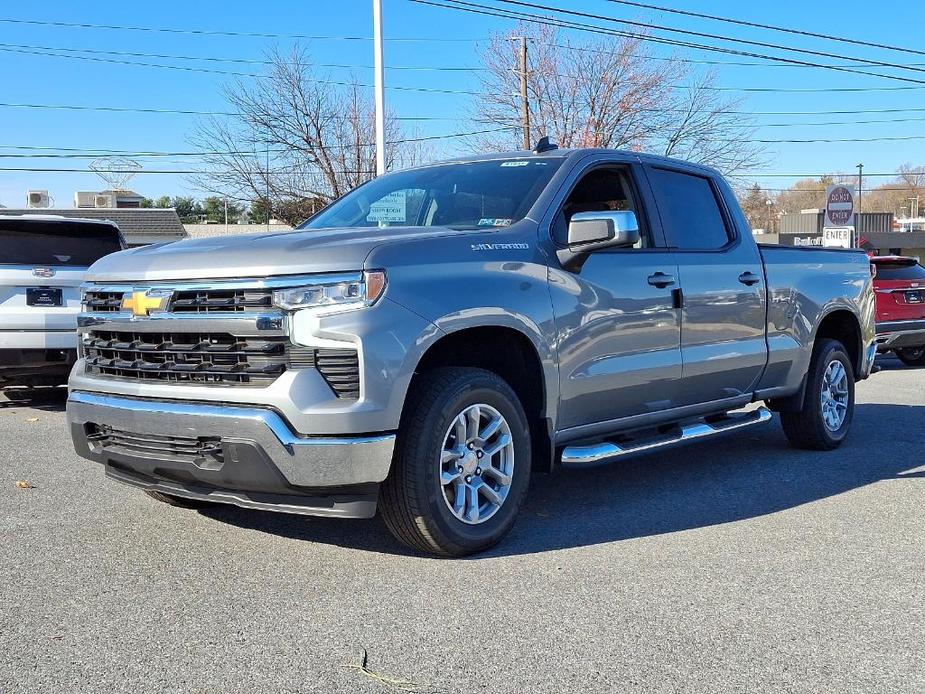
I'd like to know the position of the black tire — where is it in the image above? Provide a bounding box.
[895,346,925,367]
[380,367,532,557]
[144,490,216,509]
[780,339,855,451]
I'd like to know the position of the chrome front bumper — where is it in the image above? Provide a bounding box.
[67,391,396,518]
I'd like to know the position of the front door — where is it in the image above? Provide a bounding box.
[644,165,768,406]
[548,164,683,432]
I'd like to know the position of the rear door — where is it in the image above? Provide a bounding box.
[643,166,768,406]
[0,218,124,337]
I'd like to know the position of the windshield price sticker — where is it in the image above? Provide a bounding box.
[367,191,407,223]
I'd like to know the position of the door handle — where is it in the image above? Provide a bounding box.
[647,272,676,288]
[738,272,761,286]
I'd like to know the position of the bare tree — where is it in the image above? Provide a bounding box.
[472,24,764,175]
[191,47,428,223]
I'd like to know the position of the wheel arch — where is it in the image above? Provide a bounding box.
[406,322,556,472]
[769,307,863,413]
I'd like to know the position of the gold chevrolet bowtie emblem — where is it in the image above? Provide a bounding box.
[122,290,170,317]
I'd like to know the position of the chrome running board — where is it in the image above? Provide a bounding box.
[560,407,772,467]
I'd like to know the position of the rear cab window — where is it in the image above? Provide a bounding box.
[646,167,733,250]
[0,219,124,266]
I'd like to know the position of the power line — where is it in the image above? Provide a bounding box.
[7,39,918,74]
[549,42,925,70]
[15,43,925,95]
[0,17,480,41]
[0,42,486,72]
[0,46,491,95]
[601,0,925,60]
[746,134,925,144]
[482,0,925,81]
[0,127,517,159]
[736,172,906,178]
[418,0,925,86]
[10,99,925,122]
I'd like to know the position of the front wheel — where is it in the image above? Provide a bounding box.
[380,367,531,557]
[780,338,855,451]
[895,346,925,367]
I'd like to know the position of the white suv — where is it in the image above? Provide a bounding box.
[0,215,124,388]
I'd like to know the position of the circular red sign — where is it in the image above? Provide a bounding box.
[826,186,854,226]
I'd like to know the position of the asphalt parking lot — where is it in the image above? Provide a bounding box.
[1,357,923,694]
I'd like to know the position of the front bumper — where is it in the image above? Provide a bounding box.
[67,391,396,518]
[875,319,925,351]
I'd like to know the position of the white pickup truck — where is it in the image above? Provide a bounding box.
[0,216,124,388]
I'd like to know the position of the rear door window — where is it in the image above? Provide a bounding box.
[647,168,732,250]
[0,220,124,266]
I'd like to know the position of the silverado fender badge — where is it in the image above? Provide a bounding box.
[470,243,530,251]
[32,267,56,278]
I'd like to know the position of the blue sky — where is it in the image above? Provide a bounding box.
[0,0,922,207]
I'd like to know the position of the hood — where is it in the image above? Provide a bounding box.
[85,226,472,282]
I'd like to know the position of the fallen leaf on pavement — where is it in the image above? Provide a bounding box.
[25,417,39,423]
[15,480,35,489]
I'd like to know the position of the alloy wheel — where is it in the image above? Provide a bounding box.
[439,403,515,525]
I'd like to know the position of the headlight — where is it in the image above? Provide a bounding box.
[272,270,386,311]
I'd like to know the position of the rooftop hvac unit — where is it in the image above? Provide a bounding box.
[26,190,51,208]
[94,194,116,209]
[74,191,98,208]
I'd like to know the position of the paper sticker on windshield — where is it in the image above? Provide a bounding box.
[500,161,529,167]
[366,191,406,223]
[478,218,512,227]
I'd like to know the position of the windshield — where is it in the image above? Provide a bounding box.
[302,158,562,230]
[0,219,124,266]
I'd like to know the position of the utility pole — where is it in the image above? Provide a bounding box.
[856,162,864,247]
[518,36,531,150]
[266,143,271,231]
[373,0,386,176]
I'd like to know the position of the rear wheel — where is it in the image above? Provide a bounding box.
[780,339,855,451]
[895,346,925,366]
[380,367,531,557]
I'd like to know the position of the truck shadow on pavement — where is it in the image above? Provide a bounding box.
[198,402,925,558]
[0,387,67,412]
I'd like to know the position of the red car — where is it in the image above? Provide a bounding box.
[872,255,925,366]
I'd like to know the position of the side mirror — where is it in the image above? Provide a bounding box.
[568,211,640,249]
[557,210,641,271]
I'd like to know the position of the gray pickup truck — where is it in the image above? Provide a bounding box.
[67,145,876,556]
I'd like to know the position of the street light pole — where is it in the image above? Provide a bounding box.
[373,0,387,176]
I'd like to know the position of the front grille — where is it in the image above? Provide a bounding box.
[171,288,274,313]
[83,288,275,314]
[86,424,224,468]
[82,330,295,386]
[83,291,124,313]
[81,329,360,396]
